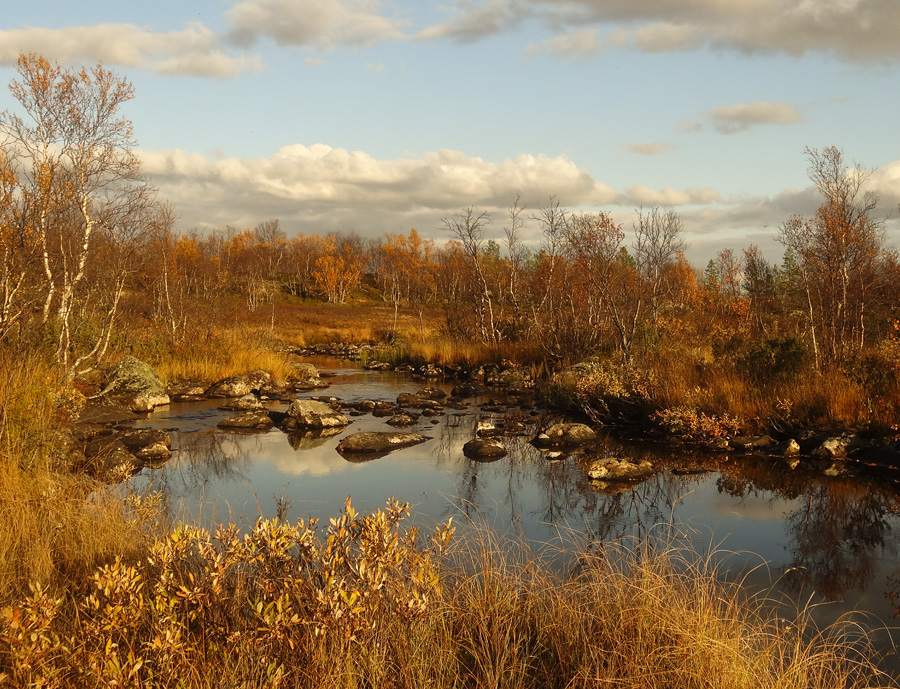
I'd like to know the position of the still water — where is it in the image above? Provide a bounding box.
[130,358,900,662]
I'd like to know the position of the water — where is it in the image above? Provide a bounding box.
[129,357,900,665]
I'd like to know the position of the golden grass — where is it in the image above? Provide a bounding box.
[0,505,893,688]
[0,348,155,603]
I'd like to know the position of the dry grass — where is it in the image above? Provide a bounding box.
[0,348,155,603]
[150,326,297,385]
[0,501,894,688]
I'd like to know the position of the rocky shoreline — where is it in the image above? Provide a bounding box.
[64,349,900,492]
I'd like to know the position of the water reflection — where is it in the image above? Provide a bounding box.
[717,458,900,601]
[128,360,900,637]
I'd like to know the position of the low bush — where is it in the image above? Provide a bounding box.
[1,500,893,689]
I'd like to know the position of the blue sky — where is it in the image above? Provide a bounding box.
[2,0,899,262]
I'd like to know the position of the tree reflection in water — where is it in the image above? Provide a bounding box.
[717,458,900,602]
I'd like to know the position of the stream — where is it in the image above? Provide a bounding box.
[128,357,900,668]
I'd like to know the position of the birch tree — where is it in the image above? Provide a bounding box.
[0,53,155,377]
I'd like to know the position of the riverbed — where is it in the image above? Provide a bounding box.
[128,357,900,666]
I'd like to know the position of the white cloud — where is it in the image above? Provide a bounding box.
[417,0,529,42]
[365,61,387,74]
[429,0,900,62]
[626,185,723,206]
[0,24,262,78]
[304,56,325,66]
[226,0,408,50]
[139,144,620,234]
[622,142,674,155]
[708,102,805,135]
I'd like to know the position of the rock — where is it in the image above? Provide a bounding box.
[531,433,552,448]
[217,410,274,430]
[396,392,443,409]
[355,400,377,412]
[783,439,801,457]
[387,411,418,427]
[219,393,264,411]
[476,417,500,437]
[730,435,776,450]
[336,432,430,456]
[543,423,597,446]
[463,438,507,460]
[416,386,448,401]
[286,399,349,428]
[120,429,171,453]
[80,439,143,482]
[290,362,319,381]
[99,356,169,412]
[813,436,859,459]
[167,381,207,402]
[586,457,654,481]
[364,361,394,371]
[136,442,172,461]
[420,363,443,378]
[451,383,487,399]
[206,375,252,398]
[703,438,731,452]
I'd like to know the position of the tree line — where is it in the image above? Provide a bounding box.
[2,54,899,399]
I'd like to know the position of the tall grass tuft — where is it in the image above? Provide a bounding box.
[0,347,157,603]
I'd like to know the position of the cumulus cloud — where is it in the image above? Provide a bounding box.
[708,102,805,134]
[226,0,407,50]
[428,0,900,62]
[139,144,621,234]
[622,142,674,155]
[0,24,261,78]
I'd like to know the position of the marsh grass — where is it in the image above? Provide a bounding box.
[0,348,156,603]
[0,500,894,688]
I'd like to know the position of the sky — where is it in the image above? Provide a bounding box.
[1,0,899,263]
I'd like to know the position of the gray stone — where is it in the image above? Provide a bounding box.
[586,457,654,481]
[463,438,507,460]
[730,435,776,450]
[120,429,171,454]
[813,436,858,459]
[220,393,264,411]
[387,411,418,427]
[543,423,597,446]
[99,356,169,412]
[286,399,349,428]
[206,375,253,399]
[217,410,274,430]
[337,432,430,455]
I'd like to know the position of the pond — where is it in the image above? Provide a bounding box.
[129,357,900,667]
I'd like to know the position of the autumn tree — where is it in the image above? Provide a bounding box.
[778,146,884,369]
[0,53,156,377]
[441,206,497,344]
